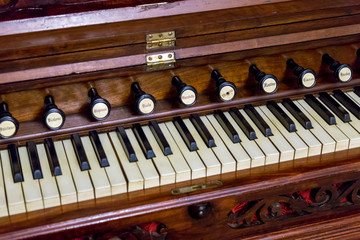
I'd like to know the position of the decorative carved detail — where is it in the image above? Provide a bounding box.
[227,179,360,228]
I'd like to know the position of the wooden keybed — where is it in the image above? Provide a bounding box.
[0,0,360,239]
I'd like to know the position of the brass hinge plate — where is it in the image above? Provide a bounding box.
[146,31,176,50]
[146,52,176,71]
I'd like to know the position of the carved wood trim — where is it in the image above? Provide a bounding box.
[228,179,360,229]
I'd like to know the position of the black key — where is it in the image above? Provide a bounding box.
[149,120,172,156]
[89,130,109,167]
[8,144,23,183]
[173,116,198,151]
[71,133,91,171]
[190,114,216,148]
[319,92,350,123]
[304,94,336,125]
[354,86,360,98]
[133,123,155,159]
[282,98,312,129]
[26,141,43,179]
[229,107,256,140]
[44,138,62,176]
[214,110,240,143]
[266,101,296,132]
[116,126,137,162]
[333,89,360,119]
[244,104,272,137]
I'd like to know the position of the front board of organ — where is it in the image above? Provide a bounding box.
[1,0,360,239]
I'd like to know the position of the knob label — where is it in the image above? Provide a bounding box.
[139,98,155,114]
[0,120,16,137]
[92,102,109,119]
[338,67,352,82]
[181,89,197,106]
[46,112,64,129]
[262,78,277,94]
[219,86,235,101]
[302,72,316,88]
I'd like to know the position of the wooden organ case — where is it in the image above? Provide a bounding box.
[1,0,360,239]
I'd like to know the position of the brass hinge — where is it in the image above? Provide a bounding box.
[146,52,176,71]
[146,31,176,50]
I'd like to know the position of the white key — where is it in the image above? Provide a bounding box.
[142,126,176,185]
[200,115,237,172]
[53,141,77,204]
[331,95,360,141]
[240,109,280,165]
[346,91,360,104]
[0,152,8,217]
[277,104,322,156]
[158,123,191,182]
[98,133,127,195]
[255,106,294,162]
[0,150,25,215]
[109,131,143,192]
[293,101,336,154]
[63,139,94,201]
[223,112,265,168]
[126,129,159,189]
[36,144,60,208]
[297,99,349,151]
[165,121,206,179]
[183,119,221,176]
[317,97,360,149]
[207,114,251,170]
[81,136,111,198]
[18,147,43,211]
[258,105,308,159]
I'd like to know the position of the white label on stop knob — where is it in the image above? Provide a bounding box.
[262,78,277,94]
[181,89,197,106]
[0,120,16,137]
[46,112,64,129]
[92,102,109,119]
[139,98,155,114]
[219,86,235,101]
[302,72,316,88]
[338,67,352,82]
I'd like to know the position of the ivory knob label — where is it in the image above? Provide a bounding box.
[92,102,109,119]
[302,72,316,88]
[262,78,277,94]
[46,112,63,129]
[139,98,155,114]
[0,120,16,137]
[181,89,196,106]
[219,86,235,101]
[338,67,352,82]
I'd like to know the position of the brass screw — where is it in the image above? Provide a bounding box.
[159,33,163,38]
[168,54,173,58]
[158,42,163,46]
[168,32,173,36]
[148,57,153,61]
[158,55,163,59]
[148,34,153,38]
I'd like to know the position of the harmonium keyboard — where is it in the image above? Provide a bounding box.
[1,0,360,239]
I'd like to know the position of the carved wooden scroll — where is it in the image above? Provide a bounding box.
[228,179,360,228]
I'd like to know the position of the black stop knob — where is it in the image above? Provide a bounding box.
[211,70,237,102]
[249,64,279,94]
[188,202,211,219]
[131,82,156,115]
[88,88,111,121]
[322,53,352,82]
[0,102,19,139]
[172,76,198,106]
[43,95,66,130]
[287,59,317,88]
